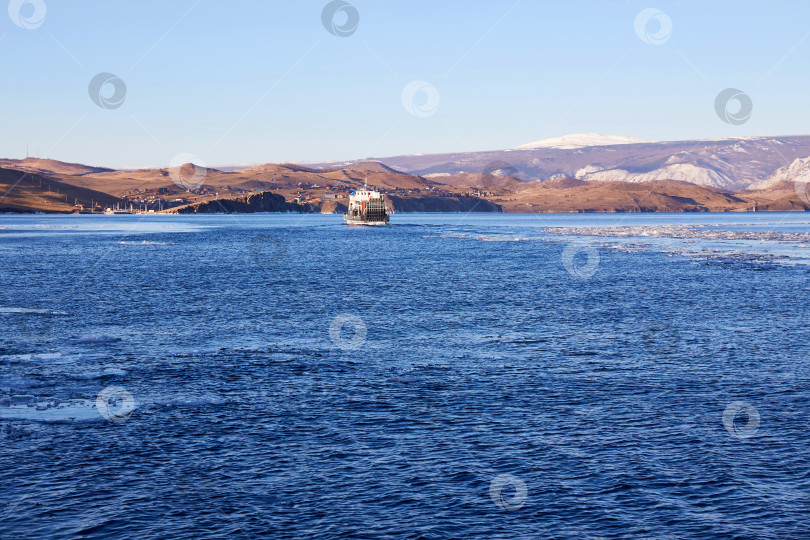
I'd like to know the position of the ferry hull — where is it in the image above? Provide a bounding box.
[344,218,389,226]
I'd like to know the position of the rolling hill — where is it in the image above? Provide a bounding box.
[2,134,810,214]
[0,167,124,213]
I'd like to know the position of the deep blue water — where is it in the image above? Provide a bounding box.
[1,213,809,539]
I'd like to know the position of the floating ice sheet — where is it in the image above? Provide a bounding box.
[0,399,100,423]
[543,224,810,264]
[544,224,810,243]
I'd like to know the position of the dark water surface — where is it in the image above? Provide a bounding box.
[1,213,809,538]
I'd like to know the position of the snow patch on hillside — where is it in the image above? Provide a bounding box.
[748,156,810,189]
[573,163,735,189]
[574,165,605,177]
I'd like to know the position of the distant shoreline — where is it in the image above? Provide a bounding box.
[2,158,808,215]
[2,208,808,216]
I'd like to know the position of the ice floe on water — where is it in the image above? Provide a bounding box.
[0,399,101,423]
[68,367,128,380]
[0,307,68,315]
[1,380,138,424]
[544,224,810,243]
[0,352,80,365]
[427,233,542,242]
[0,224,78,230]
[543,224,810,264]
[0,339,134,425]
[423,223,810,264]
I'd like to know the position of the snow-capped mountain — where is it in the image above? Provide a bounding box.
[363,134,810,191]
[513,133,650,150]
[572,163,736,190]
[747,156,810,189]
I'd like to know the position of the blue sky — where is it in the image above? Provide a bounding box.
[1,0,809,168]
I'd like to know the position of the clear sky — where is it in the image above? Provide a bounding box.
[1,0,809,168]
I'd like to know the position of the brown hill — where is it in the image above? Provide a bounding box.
[1,157,809,214]
[538,177,588,189]
[737,180,810,211]
[0,158,454,212]
[0,158,114,177]
[0,167,123,213]
[496,179,751,213]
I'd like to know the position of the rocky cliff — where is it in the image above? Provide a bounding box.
[165,191,309,214]
[386,195,501,213]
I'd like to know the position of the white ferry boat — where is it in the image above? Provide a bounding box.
[344,182,390,225]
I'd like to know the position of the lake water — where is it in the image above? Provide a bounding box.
[1,213,809,538]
